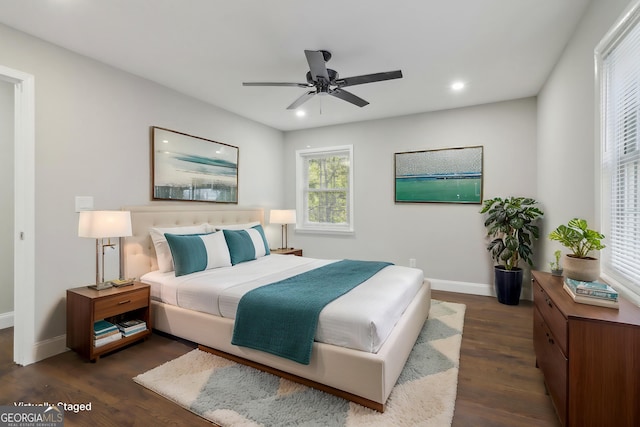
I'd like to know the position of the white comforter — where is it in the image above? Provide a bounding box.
[141,254,424,353]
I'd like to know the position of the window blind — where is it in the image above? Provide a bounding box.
[602,13,640,294]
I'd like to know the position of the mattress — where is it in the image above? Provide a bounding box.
[140,254,424,353]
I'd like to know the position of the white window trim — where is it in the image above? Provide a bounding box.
[595,0,640,306]
[295,145,354,235]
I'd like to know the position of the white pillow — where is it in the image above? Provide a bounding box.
[149,223,209,272]
[212,221,261,231]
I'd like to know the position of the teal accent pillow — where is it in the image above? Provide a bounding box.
[165,232,231,276]
[252,224,271,256]
[223,225,270,265]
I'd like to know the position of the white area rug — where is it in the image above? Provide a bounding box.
[134,300,465,426]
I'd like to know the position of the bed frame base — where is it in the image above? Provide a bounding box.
[198,344,384,412]
[122,205,432,412]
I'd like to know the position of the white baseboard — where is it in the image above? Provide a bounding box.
[428,277,533,301]
[33,334,68,362]
[429,277,495,297]
[0,311,14,330]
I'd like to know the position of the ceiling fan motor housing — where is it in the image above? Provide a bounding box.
[306,69,339,93]
[242,49,402,109]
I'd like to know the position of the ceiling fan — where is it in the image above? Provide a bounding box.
[243,50,403,110]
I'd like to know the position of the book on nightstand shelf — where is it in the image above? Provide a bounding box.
[94,329,120,340]
[116,319,147,336]
[94,332,122,347]
[563,282,619,309]
[93,320,123,347]
[94,319,118,335]
[565,278,618,301]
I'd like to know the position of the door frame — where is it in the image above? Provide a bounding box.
[0,65,35,366]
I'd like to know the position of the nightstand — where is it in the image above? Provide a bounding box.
[66,282,151,361]
[271,248,303,256]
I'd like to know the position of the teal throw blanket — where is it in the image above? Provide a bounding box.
[231,259,392,364]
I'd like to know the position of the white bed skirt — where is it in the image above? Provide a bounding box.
[152,279,431,407]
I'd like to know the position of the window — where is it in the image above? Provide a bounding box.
[296,145,354,234]
[598,1,640,299]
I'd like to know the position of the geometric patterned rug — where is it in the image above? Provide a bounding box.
[134,300,465,426]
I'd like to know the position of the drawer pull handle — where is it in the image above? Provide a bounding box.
[545,331,554,345]
[117,299,131,305]
[546,298,553,308]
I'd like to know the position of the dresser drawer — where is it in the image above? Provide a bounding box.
[534,307,567,426]
[94,288,149,319]
[533,278,568,356]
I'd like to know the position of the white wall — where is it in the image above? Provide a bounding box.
[0,80,14,318]
[537,0,631,266]
[0,23,285,352]
[284,98,538,293]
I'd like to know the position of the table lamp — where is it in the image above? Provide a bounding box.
[78,210,132,290]
[270,209,296,249]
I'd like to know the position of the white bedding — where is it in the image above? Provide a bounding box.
[141,254,424,353]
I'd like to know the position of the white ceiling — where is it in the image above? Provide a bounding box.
[0,0,590,131]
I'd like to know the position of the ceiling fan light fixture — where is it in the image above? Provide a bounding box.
[243,50,403,110]
[451,81,465,91]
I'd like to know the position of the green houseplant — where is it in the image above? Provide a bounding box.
[480,197,543,305]
[548,218,605,281]
[549,249,563,276]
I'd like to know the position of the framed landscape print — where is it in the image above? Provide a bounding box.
[394,146,483,204]
[152,127,238,203]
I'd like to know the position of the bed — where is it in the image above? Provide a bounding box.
[121,205,431,411]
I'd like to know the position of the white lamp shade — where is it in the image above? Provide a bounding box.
[78,210,132,238]
[270,209,297,224]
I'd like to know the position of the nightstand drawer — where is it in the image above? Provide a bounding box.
[94,289,149,319]
[533,278,567,355]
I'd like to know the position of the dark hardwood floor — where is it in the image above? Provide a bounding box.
[0,291,559,426]
[432,290,559,427]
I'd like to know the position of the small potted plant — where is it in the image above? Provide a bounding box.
[549,250,563,276]
[548,218,605,282]
[481,196,543,305]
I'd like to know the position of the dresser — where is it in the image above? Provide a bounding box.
[532,271,640,427]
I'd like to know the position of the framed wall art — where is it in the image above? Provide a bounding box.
[151,127,239,203]
[394,145,483,204]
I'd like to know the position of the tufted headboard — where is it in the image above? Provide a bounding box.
[120,205,264,280]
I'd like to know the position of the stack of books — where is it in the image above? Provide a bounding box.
[116,319,147,337]
[563,278,619,309]
[94,320,122,347]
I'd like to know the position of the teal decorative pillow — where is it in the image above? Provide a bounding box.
[165,232,231,277]
[222,225,270,265]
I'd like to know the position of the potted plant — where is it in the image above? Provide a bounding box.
[548,218,605,282]
[549,250,563,276]
[480,196,544,305]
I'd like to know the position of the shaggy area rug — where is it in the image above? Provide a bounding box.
[134,300,465,426]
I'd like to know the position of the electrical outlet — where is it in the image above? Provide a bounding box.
[409,258,416,268]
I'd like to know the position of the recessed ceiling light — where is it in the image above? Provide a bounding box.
[296,110,306,117]
[451,81,465,91]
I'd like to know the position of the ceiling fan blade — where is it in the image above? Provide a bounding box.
[286,91,316,110]
[304,50,330,82]
[335,70,403,87]
[329,88,369,107]
[243,82,311,88]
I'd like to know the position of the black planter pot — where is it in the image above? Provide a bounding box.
[494,266,523,305]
